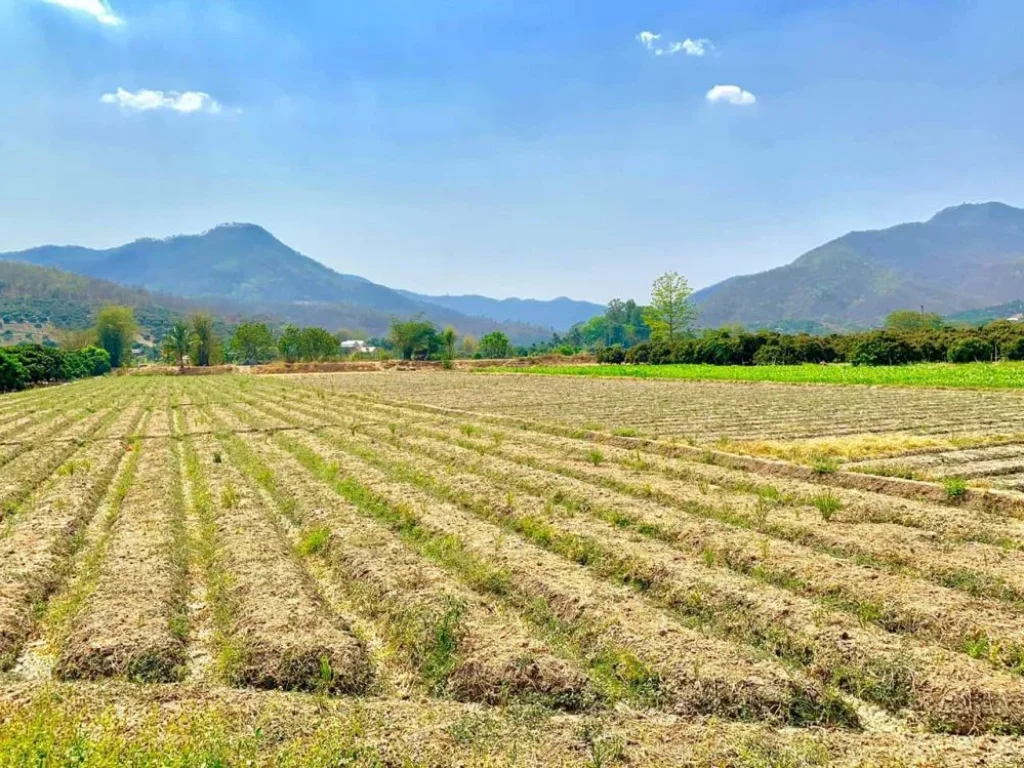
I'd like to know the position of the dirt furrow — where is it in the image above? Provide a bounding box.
[185,432,372,694]
[55,413,187,682]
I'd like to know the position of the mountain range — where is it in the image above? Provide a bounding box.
[4,202,1024,339]
[0,224,576,342]
[692,202,1024,329]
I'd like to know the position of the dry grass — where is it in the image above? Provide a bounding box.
[5,374,1024,760]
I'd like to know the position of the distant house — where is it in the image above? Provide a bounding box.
[1008,314,1023,322]
[341,340,377,354]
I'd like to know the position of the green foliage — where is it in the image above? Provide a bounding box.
[478,330,511,359]
[95,305,138,368]
[189,313,220,367]
[162,320,192,367]
[0,348,26,392]
[439,325,458,361]
[509,361,1024,388]
[943,477,968,502]
[299,326,340,361]
[885,310,945,331]
[229,321,277,364]
[297,526,332,556]
[643,272,696,343]
[278,324,303,363]
[0,342,107,391]
[849,333,916,366]
[811,492,842,521]
[389,316,440,360]
[947,337,993,363]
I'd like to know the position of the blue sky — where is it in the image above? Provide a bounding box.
[2,0,1023,302]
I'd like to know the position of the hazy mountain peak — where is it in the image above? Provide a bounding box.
[692,201,1024,330]
[928,201,1024,227]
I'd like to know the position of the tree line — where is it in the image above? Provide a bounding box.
[579,273,1024,366]
[0,345,111,392]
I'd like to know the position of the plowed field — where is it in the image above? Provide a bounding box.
[2,373,1024,767]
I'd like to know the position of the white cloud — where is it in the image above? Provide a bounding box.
[100,88,223,114]
[678,38,712,57]
[636,31,660,50]
[42,0,123,26]
[637,32,713,58]
[705,84,757,106]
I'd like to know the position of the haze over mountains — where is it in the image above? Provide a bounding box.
[3,202,1024,339]
[692,202,1024,329]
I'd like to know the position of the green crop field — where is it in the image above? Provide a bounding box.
[493,362,1024,389]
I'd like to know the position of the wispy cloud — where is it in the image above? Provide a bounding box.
[705,84,757,106]
[42,0,123,26]
[636,31,661,51]
[637,31,712,57]
[100,88,223,114]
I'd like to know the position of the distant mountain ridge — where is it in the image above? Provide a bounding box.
[397,291,604,331]
[0,224,560,342]
[692,202,1024,329]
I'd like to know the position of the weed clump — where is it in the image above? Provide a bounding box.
[811,492,842,521]
[943,477,968,503]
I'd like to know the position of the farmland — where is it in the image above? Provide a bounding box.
[507,362,1024,389]
[3,373,1024,766]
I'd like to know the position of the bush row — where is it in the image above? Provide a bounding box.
[595,323,1024,367]
[0,344,112,392]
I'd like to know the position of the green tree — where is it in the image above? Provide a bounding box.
[299,327,341,361]
[229,321,277,364]
[278,324,303,363]
[642,272,696,343]
[0,349,26,392]
[162,320,192,369]
[885,309,945,332]
[189,313,219,367]
[95,305,138,368]
[389,316,439,360]
[460,333,478,357]
[478,330,511,359]
[439,326,458,361]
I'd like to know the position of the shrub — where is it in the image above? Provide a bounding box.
[624,343,650,364]
[0,349,26,392]
[947,338,993,363]
[943,477,968,502]
[849,333,916,366]
[1003,337,1024,361]
[596,345,626,364]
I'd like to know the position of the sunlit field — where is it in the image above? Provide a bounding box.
[493,362,1024,389]
[2,372,1024,766]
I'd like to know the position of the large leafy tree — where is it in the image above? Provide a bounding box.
[642,272,696,343]
[389,316,439,360]
[162,320,192,369]
[478,330,511,359]
[95,305,138,368]
[229,321,277,364]
[885,310,945,332]
[299,327,340,361]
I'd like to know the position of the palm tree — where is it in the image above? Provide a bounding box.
[162,320,191,369]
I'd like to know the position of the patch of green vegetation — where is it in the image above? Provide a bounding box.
[943,477,969,502]
[493,362,1024,390]
[296,526,332,557]
[810,492,842,521]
